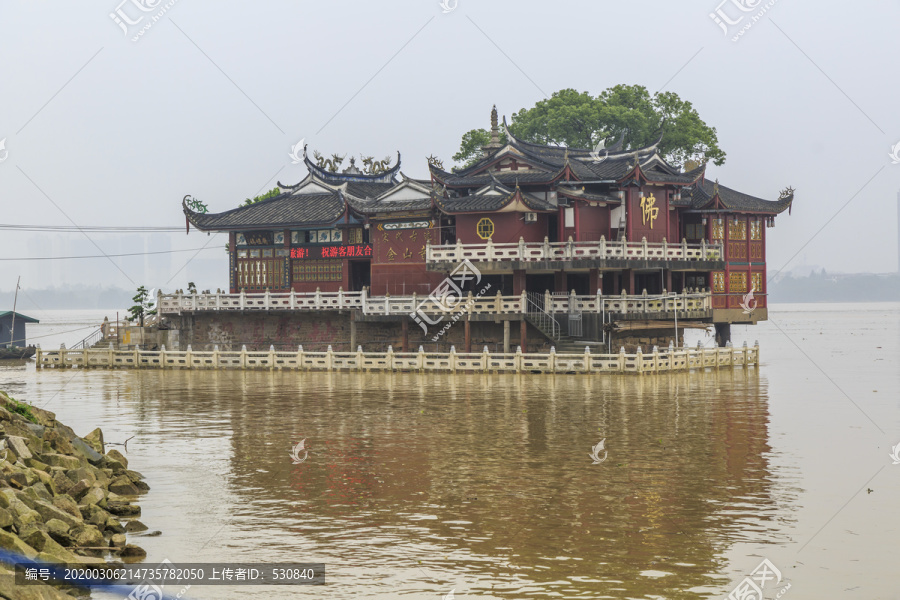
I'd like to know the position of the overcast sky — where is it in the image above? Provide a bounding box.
[1,0,899,296]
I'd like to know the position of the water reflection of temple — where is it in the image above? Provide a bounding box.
[142,369,789,597]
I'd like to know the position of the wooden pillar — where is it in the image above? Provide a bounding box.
[714,323,731,347]
[612,272,620,295]
[401,318,409,352]
[665,270,673,294]
[520,319,527,352]
[589,269,601,295]
[503,320,510,353]
[464,317,471,353]
[513,269,527,295]
[554,271,566,293]
[627,270,635,295]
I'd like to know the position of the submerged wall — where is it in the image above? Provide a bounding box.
[167,312,553,354]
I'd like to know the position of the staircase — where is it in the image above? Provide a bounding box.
[88,339,119,351]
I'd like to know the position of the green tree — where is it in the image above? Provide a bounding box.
[451,129,508,171]
[241,187,281,207]
[128,285,157,327]
[453,86,725,169]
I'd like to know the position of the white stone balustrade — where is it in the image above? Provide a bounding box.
[35,342,759,374]
[426,236,723,264]
[156,289,711,317]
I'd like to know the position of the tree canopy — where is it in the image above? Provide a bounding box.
[452,85,725,170]
[241,187,281,207]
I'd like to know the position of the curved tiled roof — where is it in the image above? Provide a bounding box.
[184,192,346,231]
[687,180,794,214]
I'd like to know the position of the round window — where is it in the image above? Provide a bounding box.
[476,218,494,240]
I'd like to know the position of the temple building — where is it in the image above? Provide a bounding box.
[177,107,794,352]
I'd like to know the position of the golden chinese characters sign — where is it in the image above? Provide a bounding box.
[640,194,659,229]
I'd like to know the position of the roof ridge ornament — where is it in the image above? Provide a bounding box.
[779,186,795,200]
[426,154,444,170]
[713,179,720,196]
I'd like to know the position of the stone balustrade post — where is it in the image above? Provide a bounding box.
[482,345,490,371]
[682,237,688,259]
[543,236,550,259]
[315,287,322,309]
[518,236,525,259]
[326,345,333,371]
[636,346,643,373]
[417,345,425,371]
[386,344,394,371]
[160,345,166,369]
[599,235,607,258]
[338,286,344,307]
[495,290,503,314]
[485,238,494,260]
[240,344,248,369]
[449,345,457,373]
[566,236,574,259]
[701,238,708,258]
[619,346,626,373]
[356,344,364,372]
[515,346,523,374]
[641,236,648,258]
[520,290,527,314]
[662,237,668,258]
[455,239,463,260]
[583,346,591,374]
[239,289,246,310]
[621,289,628,315]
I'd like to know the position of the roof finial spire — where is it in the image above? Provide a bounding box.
[482,104,503,158]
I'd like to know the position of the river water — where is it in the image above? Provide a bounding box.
[1,303,897,599]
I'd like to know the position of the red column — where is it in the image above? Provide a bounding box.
[665,270,673,293]
[520,319,527,351]
[589,269,600,294]
[627,270,635,294]
[513,269,526,295]
[464,318,471,353]
[401,318,409,352]
[554,271,566,293]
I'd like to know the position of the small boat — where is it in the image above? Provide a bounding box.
[0,346,35,360]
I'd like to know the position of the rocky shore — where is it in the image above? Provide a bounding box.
[0,390,151,599]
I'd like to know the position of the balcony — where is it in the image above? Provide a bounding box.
[426,236,724,271]
[157,289,711,320]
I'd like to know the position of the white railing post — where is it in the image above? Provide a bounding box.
[682,237,688,259]
[417,345,425,372]
[621,290,628,315]
[701,238,708,259]
[240,344,247,369]
[290,288,296,309]
[662,237,667,258]
[384,292,390,315]
[543,236,550,259]
[160,345,166,369]
[315,287,322,309]
[338,286,344,308]
[520,290,527,315]
[518,236,525,260]
[356,344,364,372]
[455,239,463,261]
[240,289,246,310]
[297,344,304,370]
[641,236,648,258]
[599,235,606,258]
[386,344,394,371]
[449,345,457,373]
[584,346,591,373]
[486,237,494,261]
[566,236,574,259]
[326,345,333,371]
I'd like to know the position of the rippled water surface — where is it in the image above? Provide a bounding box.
[2,303,898,598]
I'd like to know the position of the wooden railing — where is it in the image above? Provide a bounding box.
[426,236,724,264]
[157,289,712,317]
[35,342,758,374]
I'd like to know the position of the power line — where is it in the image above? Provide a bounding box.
[0,246,223,261]
[0,224,186,233]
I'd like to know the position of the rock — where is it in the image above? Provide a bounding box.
[107,502,140,517]
[120,544,146,562]
[0,508,12,528]
[66,479,90,501]
[78,486,105,507]
[83,428,104,454]
[70,524,104,548]
[109,476,140,496]
[66,467,96,486]
[15,488,37,509]
[0,528,37,559]
[51,494,81,520]
[105,516,125,534]
[26,532,82,564]
[29,482,52,501]
[0,562,80,600]
[133,480,150,493]
[69,438,102,464]
[11,505,42,530]
[123,469,145,483]
[110,533,127,549]
[40,454,82,470]
[34,470,56,494]
[124,519,148,533]
[44,519,75,547]
[6,472,27,489]
[24,423,46,439]
[51,470,73,495]
[80,504,110,528]
[24,458,49,472]
[106,449,128,470]
[34,500,82,529]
